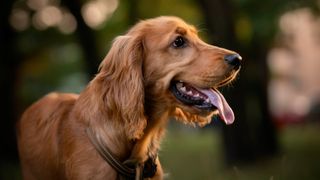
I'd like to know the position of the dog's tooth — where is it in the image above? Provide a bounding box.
[187,91,193,95]
[194,93,200,97]
[180,86,187,92]
[176,82,183,89]
[205,98,210,103]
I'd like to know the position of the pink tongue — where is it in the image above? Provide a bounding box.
[200,89,235,125]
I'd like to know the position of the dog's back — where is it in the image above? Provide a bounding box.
[17,92,78,179]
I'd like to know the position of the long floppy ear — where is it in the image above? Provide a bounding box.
[96,34,146,140]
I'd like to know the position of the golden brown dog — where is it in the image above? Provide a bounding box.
[17,16,241,180]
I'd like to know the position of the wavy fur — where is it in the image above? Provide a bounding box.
[17,16,240,180]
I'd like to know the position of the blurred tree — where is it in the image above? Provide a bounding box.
[0,0,99,165]
[197,0,318,165]
[198,0,267,165]
[127,0,140,25]
[63,0,100,78]
[0,0,21,163]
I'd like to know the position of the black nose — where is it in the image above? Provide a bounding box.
[224,54,242,69]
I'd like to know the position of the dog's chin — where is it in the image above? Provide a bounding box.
[173,106,216,127]
[176,103,218,117]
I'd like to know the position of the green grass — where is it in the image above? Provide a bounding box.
[160,128,222,180]
[2,124,320,180]
[160,124,320,180]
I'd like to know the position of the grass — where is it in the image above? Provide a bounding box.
[160,124,320,180]
[2,124,320,180]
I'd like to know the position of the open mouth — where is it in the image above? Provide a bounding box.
[170,81,235,124]
[170,81,216,111]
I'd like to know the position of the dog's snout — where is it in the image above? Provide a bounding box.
[224,54,242,69]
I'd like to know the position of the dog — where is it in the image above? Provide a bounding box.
[17,16,241,180]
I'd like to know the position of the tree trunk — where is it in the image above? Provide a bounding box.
[0,0,21,164]
[63,0,100,78]
[198,0,278,165]
[127,0,140,25]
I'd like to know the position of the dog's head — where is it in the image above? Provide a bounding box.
[97,16,241,138]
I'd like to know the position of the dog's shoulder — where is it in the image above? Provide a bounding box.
[21,92,79,125]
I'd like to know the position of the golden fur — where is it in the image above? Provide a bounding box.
[17,16,240,180]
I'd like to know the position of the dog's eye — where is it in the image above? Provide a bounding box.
[172,36,186,48]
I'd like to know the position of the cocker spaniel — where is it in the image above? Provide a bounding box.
[17,16,241,180]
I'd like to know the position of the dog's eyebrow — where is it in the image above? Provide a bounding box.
[175,27,187,35]
[176,26,198,35]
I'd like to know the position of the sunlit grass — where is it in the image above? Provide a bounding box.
[161,123,320,180]
[161,127,222,180]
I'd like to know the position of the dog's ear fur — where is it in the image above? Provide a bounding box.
[96,34,146,140]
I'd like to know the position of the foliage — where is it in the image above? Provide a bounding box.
[232,0,319,47]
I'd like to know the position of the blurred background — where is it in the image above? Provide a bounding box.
[1,0,320,179]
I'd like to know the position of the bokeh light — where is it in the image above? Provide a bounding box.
[9,8,30,31]
[81,0,118,29]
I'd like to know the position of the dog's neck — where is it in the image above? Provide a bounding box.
[74,88,133,160]
[75,84,171,162]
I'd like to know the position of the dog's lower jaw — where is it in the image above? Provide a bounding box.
[173,106,215,127]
